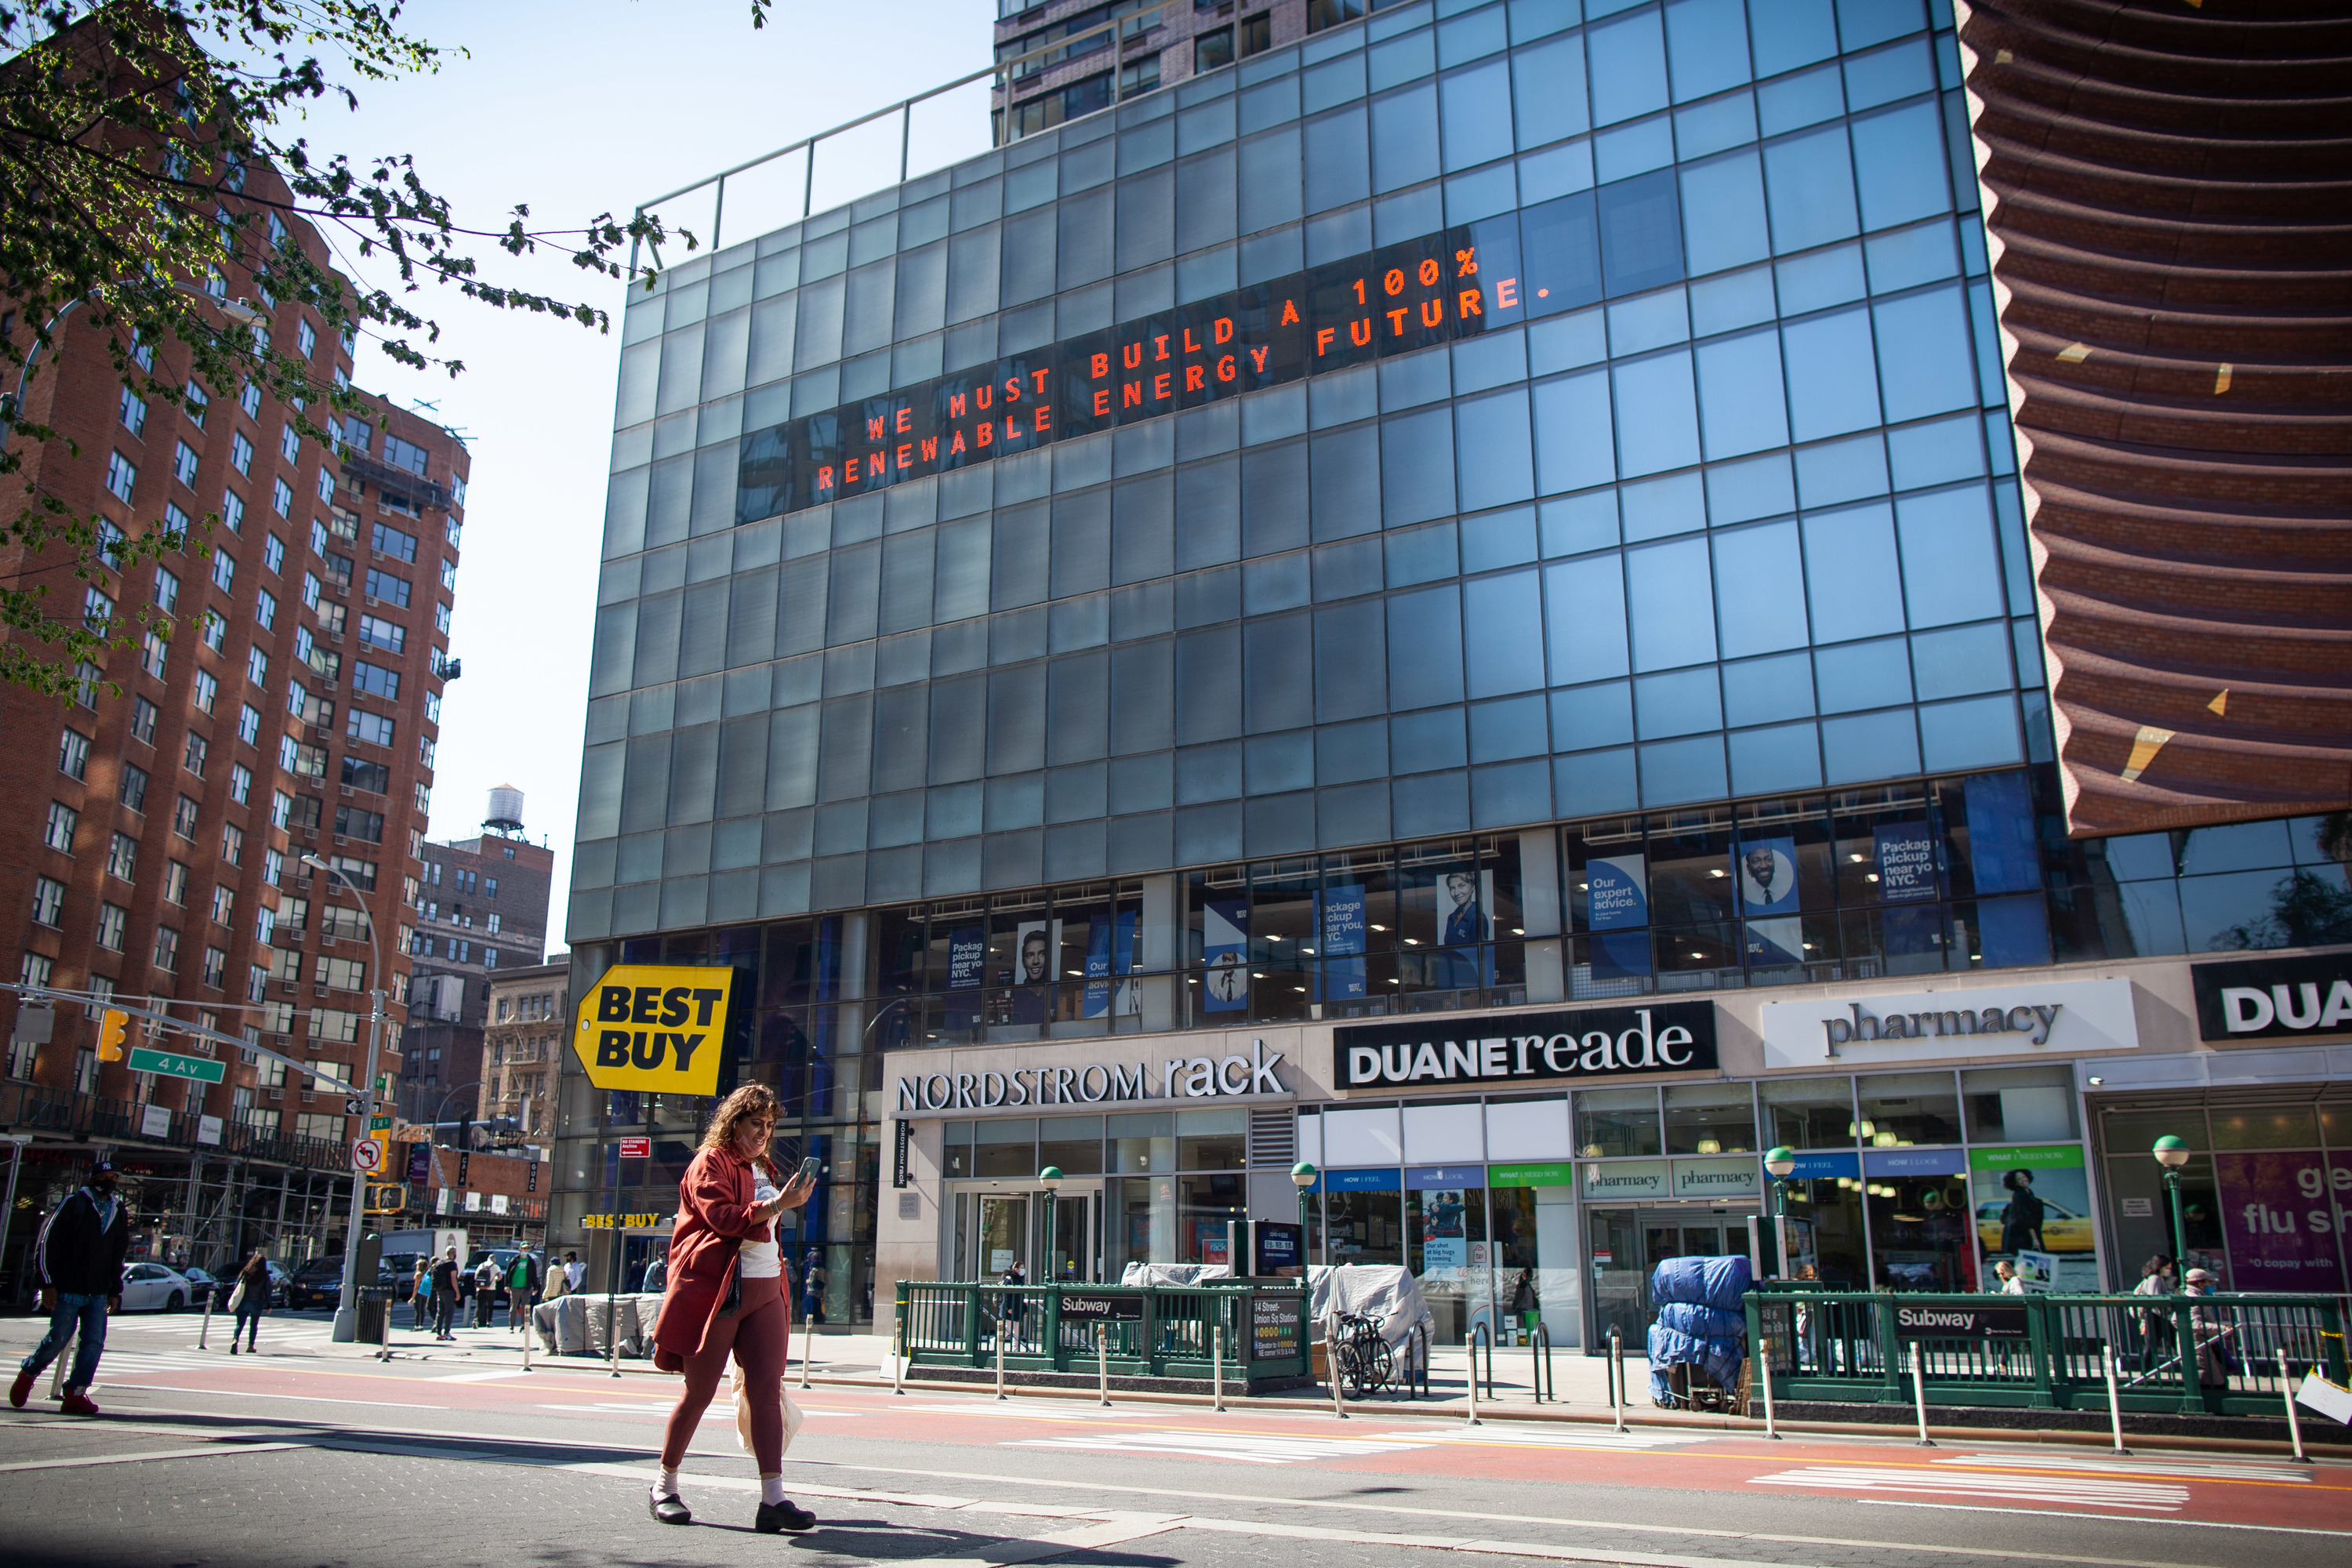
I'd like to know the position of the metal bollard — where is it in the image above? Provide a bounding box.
[197,1283,216,1350]
[48,1324,76,1399]
[1609,1327,1625,1435]
[800,1315,813,1391]
[521,1301,535,1374]
[1909,1341,1935,1447]
[892,1319,906,1396]
[1095,1323,1110,1407]
[1530,1322,1552,1403]
[1759,1345,1780,1439]
[2100,1342,2127,1455]
[995,1320,1009,1400]
[1466,1323,1484,1427]
[1212,1323,1225,1413]
[1327,1312,1348,1420]
[2280,1350,2307,1464]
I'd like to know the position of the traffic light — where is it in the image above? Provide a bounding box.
[364,1183,408,1215]
[96,1009,129,1062]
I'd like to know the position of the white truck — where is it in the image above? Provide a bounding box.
[377,1228,468,1272]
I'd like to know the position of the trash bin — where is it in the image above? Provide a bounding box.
[357,1287,393,1345]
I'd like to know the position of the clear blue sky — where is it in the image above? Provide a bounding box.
[310,0,989,949]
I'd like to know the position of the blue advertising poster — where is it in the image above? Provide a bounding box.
[1585,854,1649,931]
[1744,917,1806,967]
[1082,915,1114,1018]
[944,926,986,1027]
[1874,822,1938,902]
[1737,836,1799,916]
[1590,929,1651,980]
[1319,884,1367,1001]
[1203,898,1249,1012]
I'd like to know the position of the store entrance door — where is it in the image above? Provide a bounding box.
[1585,1207,1759,1352]
[950,1183,1103,1283]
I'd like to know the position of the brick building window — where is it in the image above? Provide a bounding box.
[105,832,137,880]
[201,946,227,988]
[42,801,78,854]
[57,727,90,779]
[119,389,147,437]
[163,861,189,905]
[230,433,253,475]
[95,903,127,951]
[31,877,66,928]
[118,763,149,812]
[104,452,136,503]
[129,696,158,744]
[153,927,181,971]
[172,794,199,839]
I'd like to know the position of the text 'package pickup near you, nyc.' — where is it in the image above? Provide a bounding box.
[572,964,742,1096]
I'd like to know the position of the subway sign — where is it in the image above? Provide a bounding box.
[736,205,1593,521]
[1336,1001,1718,1088]
[571,964,741,1096]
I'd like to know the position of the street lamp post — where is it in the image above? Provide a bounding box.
[2153,1135,2191,1275]
[304,854,385,1343]
[1764,1147,1796,1279]
[1291,1161,1319,1267]
[1038,1167,1063,1281]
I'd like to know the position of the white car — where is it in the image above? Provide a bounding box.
[118,1261,195,1312]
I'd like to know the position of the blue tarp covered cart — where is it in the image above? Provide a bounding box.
[1646,1254,1748,1410]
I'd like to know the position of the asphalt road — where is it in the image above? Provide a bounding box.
[3,1308,2347,1568]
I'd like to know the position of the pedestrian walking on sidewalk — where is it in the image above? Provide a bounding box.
[507,1251,539,1332]
[428,1247,461,1341]
[646,1083,818,1534]
[643,1251,668,1294]
[227,1250,272,1354]
[9,1160,130,1416]
[800,1248,827,1327]
[562,1251,584,1293]
[408,1257,432,1330]
[473,1254,500,1328]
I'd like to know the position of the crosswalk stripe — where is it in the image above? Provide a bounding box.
[1009,1430,1432,1465]
[1750,1465,2186,1512]
[1933,1452,2310,1484]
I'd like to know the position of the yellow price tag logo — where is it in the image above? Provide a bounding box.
[572,964,739,1095]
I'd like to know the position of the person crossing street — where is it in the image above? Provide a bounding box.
[9,1160,131,1416]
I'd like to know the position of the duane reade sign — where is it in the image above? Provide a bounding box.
[1758,978,2139,1069]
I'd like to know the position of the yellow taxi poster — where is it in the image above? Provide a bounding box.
[572,965,741,1096]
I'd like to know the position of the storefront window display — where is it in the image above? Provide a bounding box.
[1777,1159,1870,1290]
[1577,1086,1661,1158]
[1406,1167,1488,1344]
[1971,1145,2097,1291]
[1664,1083,1755,1156]
[1865,1171,1978,1292]
[2098,1103,2352,1293]
[1759,1077,1857,1151]
[1486,1166,1577,1348]
[1323,1170,1403,1267]
[1857,1072,1964,1147]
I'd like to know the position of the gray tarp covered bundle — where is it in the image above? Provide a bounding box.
[533,1294,666,1357]
[1118,1262,1232,1287]
[1308,1264,1434,1353]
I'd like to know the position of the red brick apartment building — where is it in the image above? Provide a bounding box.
[0,151,470,1285]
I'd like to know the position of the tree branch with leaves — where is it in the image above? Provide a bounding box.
[0,0,702,698]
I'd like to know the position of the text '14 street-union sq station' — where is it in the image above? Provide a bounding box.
[545,0,2352,1342]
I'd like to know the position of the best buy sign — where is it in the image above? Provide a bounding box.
[571,965,739,1095]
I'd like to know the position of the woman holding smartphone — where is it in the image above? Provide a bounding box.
[647,1083,817,1533]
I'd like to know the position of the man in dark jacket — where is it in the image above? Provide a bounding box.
[9,1160,132,1415]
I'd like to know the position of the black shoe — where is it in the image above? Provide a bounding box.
[649,1491,691,1526]
[755,1499,815,1534]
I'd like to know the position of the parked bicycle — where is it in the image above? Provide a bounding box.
[1331,1311,1395,1398]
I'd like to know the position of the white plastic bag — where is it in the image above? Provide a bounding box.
[731,1366,804,1454]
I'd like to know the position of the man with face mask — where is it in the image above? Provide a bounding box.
[9,1160,132,1415]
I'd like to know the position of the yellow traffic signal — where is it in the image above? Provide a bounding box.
[96,1009,129,1062]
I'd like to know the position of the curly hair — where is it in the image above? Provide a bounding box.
[699,1082,782,1174]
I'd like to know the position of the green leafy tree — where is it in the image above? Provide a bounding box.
[1,0,713,697]
[2213,869,2352,952]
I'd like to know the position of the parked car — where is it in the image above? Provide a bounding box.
[176,1266,222,1308]
[283,1258,344,1312]
[118,1262,195,1312]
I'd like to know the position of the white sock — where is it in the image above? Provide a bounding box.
[760,1475,786,1507]
[653,1467,679,1498]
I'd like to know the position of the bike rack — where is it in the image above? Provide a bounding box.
[1470,1317,1496,1401]
[1530,1323,1555,1403]
[1406,1322,1430,1399]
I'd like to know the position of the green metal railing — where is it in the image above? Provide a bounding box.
[1745,1288,2349,1417]
[896,1279,1310,1386]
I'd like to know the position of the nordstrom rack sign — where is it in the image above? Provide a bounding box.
[895,1040,1287,1112]
[1758,978,2139,1069]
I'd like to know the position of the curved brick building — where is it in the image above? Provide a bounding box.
[1957,0,2352,834]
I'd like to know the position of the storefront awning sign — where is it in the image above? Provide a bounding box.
[1969,1145,2084,1171]
[1863,1147,1968,1178]
[571,964,740,1095]
[1758,978,2138,1069]
[1404,1165,1483,1189]
[1486,1160,1574,1187]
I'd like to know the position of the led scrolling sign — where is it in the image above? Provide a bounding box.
[735,194,1632,522]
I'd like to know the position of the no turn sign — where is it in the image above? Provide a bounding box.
[350,1138,386,1174]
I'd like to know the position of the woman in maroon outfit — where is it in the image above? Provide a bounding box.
[646,1083,815,1532]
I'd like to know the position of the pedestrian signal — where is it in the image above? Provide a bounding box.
[364,1183,407,1214]
[96,1009,129,1062]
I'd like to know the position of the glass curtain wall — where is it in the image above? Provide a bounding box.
[2098,1100,2352,1294]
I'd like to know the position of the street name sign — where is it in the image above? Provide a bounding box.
[128,1046,224,1084]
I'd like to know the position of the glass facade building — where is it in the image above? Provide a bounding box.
[557,0,2352,1329]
